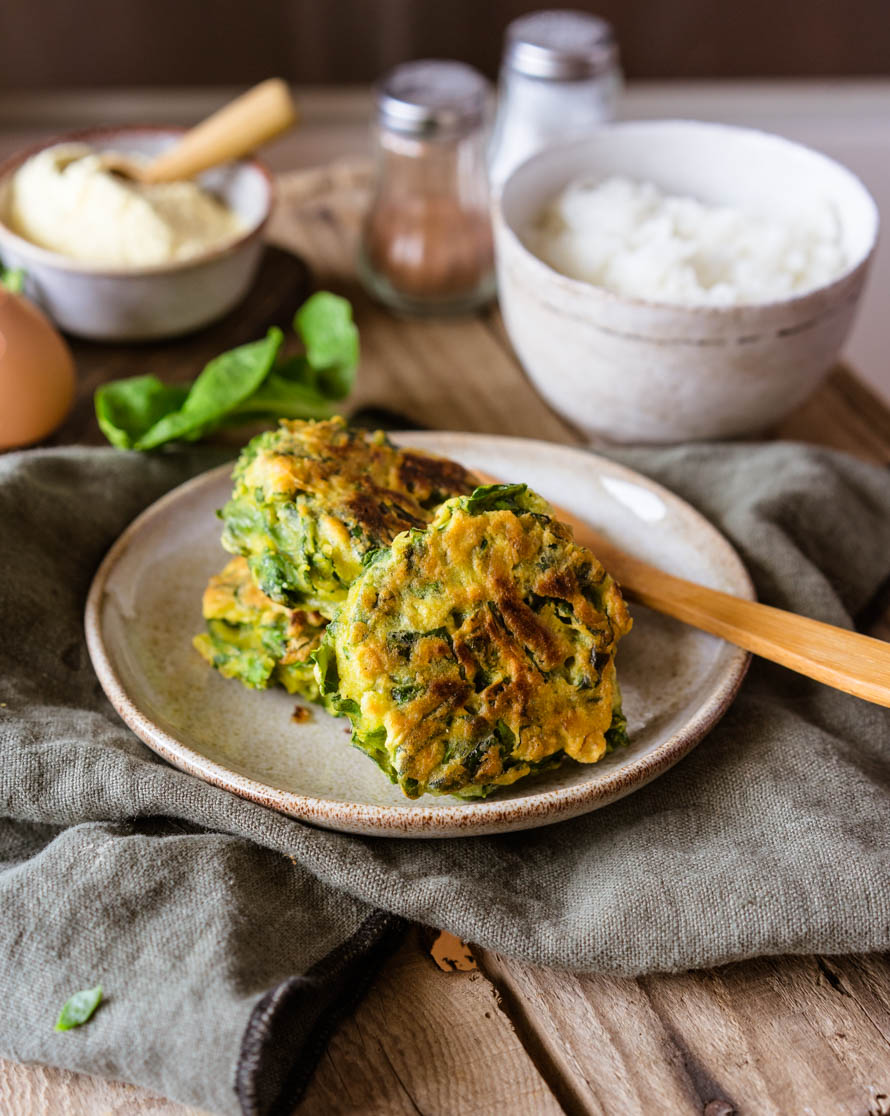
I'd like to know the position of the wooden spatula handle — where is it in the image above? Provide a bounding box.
[141,78,297,184]
[573,508,890,708]
[612,555,890,707]
[477,472,890,708]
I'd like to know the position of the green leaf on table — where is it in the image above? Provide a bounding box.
[55,984,103,1031]
[295,291,359,400]
[225,371,339,424]
[210,294,359,425]
[92,291,360,451]
[95,376,190,449]
[134,328,284,450]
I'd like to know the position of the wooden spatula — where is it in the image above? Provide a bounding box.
[102,78,297,184]
[477,474,890,708]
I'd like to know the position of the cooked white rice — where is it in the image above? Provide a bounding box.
[529,176,847,306]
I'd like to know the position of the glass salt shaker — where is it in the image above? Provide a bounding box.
[358,60,496,316]
[487,10,622,192]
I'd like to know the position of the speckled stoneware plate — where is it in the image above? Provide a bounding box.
[85,432,753,838]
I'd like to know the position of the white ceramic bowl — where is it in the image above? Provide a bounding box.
[0,126,273,341]
[494,120,879,443]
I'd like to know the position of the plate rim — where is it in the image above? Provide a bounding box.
[85,433,753,838]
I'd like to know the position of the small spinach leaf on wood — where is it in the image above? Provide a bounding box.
[93,291,360,450]
[225,371,339,423]
[294,291,359,400]
[95,376,190,449]
[135,328,283,449]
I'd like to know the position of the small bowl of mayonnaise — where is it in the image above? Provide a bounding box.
[0,126,273,341]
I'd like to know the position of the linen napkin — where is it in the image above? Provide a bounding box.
[2,441,889,1116]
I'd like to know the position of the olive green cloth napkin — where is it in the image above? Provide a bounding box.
[2,442,889,1116]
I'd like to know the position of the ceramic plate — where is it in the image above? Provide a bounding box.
[85,433,753,838]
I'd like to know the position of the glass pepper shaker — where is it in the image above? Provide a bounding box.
[358,60,496,316]
[487,10,622,192]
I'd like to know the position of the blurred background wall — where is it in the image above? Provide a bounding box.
[1,0,888,89]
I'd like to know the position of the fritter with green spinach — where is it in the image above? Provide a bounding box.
[314,483,632,799]
[194,556,326,699]
[220,417,478,615]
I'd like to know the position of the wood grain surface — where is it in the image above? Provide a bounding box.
[3,160,890,1116]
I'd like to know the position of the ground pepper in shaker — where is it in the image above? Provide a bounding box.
[358,60,496,316]
[487,9,622,192]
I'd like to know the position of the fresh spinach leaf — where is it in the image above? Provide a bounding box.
[95,376,190,449]
[233,291,358,410]
[295,291,359,399]
[135,328,283,449]
[225,370,337,423]
[93,291,360,451]
[55,985,103,1031]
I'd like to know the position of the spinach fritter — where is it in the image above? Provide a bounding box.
[220,417,478,615]
[194,556,326,699]
[314,484,633,799]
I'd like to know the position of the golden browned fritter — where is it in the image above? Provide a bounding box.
[220,416,478,616]
[194,556,326,699]
[314,483,632,798]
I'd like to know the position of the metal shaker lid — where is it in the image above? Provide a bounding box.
[376,60,488,137]
[504,10,617,80]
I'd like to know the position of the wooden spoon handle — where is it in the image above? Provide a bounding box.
[477,472,890,707]
[574,509,890,707]
[141,78,297,184]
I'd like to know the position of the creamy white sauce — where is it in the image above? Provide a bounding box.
[8,143,245,268]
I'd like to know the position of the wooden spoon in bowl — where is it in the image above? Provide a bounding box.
[101,78,297,184]
[477,472,890,708]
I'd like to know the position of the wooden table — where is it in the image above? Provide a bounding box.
[3,160,890,1116]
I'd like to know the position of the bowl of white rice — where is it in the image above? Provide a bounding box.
[494,120,878,443]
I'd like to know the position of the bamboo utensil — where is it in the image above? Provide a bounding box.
[102,78,297,183]
[479,473,890,708]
